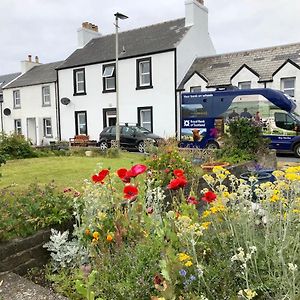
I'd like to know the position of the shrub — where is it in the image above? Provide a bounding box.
[0,133,38,159]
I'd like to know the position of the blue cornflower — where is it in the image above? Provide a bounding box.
[179,269,187,277]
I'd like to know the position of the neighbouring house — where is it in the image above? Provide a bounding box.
[179,43,300,115]
[2,56,63,145]
[57,0,216,141]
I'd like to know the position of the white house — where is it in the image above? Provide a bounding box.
[57,0,216,141]
[2,57,62,145]
[179,43,300,116]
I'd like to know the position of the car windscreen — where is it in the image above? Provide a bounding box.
[131,126,151,134]
[291,112,300,123]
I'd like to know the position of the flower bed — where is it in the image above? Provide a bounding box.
[43,158,300,299]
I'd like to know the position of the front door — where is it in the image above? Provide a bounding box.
[103,108,116,128]
[27,118,37,145]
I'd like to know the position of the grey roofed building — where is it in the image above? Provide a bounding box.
[179,42,300,89]
[4,61,64,89]
[58,18,190,70]
[0,73,21,95]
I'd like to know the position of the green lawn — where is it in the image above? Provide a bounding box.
[0,153,143,191]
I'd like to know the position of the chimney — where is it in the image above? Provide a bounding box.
[77,21,101,48]
[21,54,42,74]
[185,0,208,27]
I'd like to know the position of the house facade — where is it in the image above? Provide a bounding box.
[2,59,62,145]
[57,0,215,141]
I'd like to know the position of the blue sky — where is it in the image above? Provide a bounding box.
[1,0,300,74]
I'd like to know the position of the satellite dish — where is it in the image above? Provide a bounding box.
[60,97,71,105]
[3,108,11,116]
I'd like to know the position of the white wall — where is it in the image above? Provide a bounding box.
[183,73,208,91]
[2,83,58,145]
[231,67,262,89]
[58,50,176,141]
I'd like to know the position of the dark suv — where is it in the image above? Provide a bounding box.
[98,125,163,152]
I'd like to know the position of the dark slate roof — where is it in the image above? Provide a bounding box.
[58,18,190,70]
[4,61,63,89]
[0,72,21,93]
[179,42,300,89]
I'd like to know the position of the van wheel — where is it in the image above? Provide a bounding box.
[99,141,108,151]
[294,143,300,158]
[138,142,145,153]
[205,141,219,149]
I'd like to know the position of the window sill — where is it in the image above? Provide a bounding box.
[136,85,153,90]
[102,89,116,94]
[73,92,87,96]
[13,106,21,109]
[42,104,51,107]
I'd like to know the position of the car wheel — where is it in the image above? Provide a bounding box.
[99,141,109,151]
[205,141,219,149]
[138,141,145,153]
[294,143,300,158]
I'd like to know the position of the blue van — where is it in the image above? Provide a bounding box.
[180,88,300,157]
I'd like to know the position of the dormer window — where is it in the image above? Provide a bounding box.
[238,81,251,90]
[13,90,21,108]
[73,68,86,95]
[102,64,116,92]
[136,57,153,90]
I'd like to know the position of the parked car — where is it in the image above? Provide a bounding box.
[98,125,163,153]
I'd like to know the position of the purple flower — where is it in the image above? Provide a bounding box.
[190,275,196,281]
[179,269,187,277]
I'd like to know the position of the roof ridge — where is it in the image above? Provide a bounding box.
[91,17,185,41]
[196,41,300,60]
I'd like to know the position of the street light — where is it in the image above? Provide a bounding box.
[114,12,128,148]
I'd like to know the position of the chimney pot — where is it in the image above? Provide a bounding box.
[35,56,39,63]
[197,0,204,4]
[28,55,32,62]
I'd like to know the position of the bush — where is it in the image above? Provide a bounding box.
[0,133,38,159]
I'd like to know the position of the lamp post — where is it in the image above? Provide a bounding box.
[114,12,128,148]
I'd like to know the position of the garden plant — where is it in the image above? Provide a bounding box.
[43,146,300,299]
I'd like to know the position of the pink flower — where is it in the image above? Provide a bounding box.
[130,164,147,177]
[187,196,199,205]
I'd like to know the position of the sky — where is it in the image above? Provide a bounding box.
[1,0,300,74]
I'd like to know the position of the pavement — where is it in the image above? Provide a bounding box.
[276,153,300,169]
[0,272,68,300]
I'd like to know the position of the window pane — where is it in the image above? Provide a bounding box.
[77,71,84,81]
[103,66,115,77]
[238,82,251,89]
[77,82,84,92]
[190,86,201,92]
[106,77,115,90]
[141,110,151,122]
[140,61,150,73]
[141,74,150,85]
[283,79,295,89]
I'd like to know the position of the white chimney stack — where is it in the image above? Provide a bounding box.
[21,54,41,74]
[185,0,208,27]
[77,22,101,48]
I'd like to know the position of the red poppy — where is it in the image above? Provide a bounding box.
[173,169,184,178]
[123,185,139,200]
[92,169,109,184]
[187,196,199,205]
[167,176,187,190]
[130,164,147,177]
[117,168,131,183]
[202,191,217,203]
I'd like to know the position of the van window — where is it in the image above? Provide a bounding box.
[274,112,295,131]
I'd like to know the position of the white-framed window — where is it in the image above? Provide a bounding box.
[102,64,116,92]
[14,119,22,134]
[137,58,152,89]
[73,69,86,95]
[281,77,295,97]
[190,86,202,92]
[138,106,152,132]
[43,118,52,137]
[13,90,21,108]
[238,81,251,90]
[75,111,87,135]
[42,86,51,106]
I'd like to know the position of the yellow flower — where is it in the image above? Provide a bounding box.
[201,222,211,229]
[178,253,191,262]
[185,260,193,267]
[292,209,300,214]
[210,204,226,214]
[97,212,107,221]
[223,191,230,198]
[202,210,211,218]
[106,234,113,242]
[285,173,300,181]
[92,231,100,240]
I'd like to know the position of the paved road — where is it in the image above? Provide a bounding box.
[276,152,300,164]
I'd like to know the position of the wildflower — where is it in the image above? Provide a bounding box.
[202,191,217,203]
[164,168,170,173]
[92,169,109,184]
[189,275,196,281]
[106,234,113,242]
[85,228,90,236]
[179,269,187,276]
[202,210,211,218]
[97,212,107,221]
[117,168,131,183]
[167,176,187,190]
[74,191,81,197]
[173,169,184,177]
[288,263,298,272]
[238,288,257,299]
[178,253,191,261]
[146,207,154,214]
[187,195,199,205]
[92,231,100,240]
[185,260,193,267]
[130,164,147,177]
[63,187,72,193]
[80,264,92,278]
[223,191,230,198]
[123,185,138,200]
[201,221,211,229]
